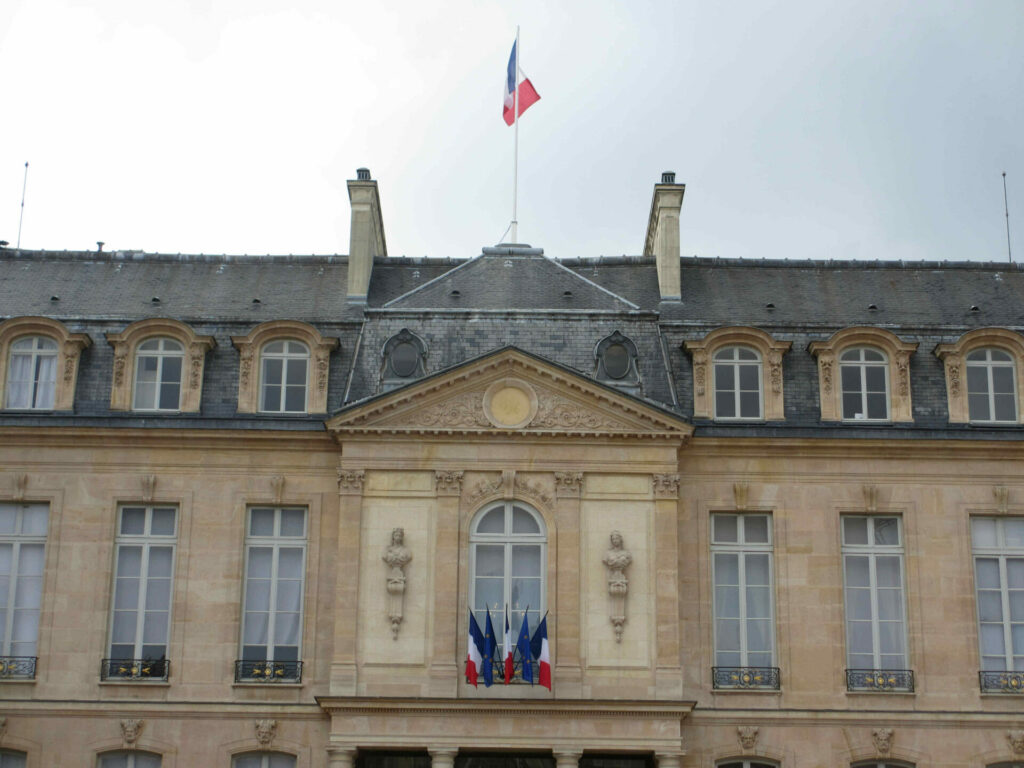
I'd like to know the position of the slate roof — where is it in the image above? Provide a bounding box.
[2,245,1024,439]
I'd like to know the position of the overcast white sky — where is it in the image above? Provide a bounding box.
[1,0,1021,262]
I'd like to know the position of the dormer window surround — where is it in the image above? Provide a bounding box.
[934,328,1024,425]
[106,319,215,413]
[594,330,641,393]
[232,321,339,415]
[0,316,91,411]
[381,328,427,391]
[809,327,918,423]
[684,327,791,421]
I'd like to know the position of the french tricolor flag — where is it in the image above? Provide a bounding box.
[530,614,551,690]
[503,606,515,684]
[466,611,485,687]
[503,40,541,126]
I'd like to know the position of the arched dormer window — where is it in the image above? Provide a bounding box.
[809,327,918,423]
[0,317,91,412]
[470,500,546,677]
[106,319,215,413]
[595,330,641,393]
[381,328,427,391]
[232,321,339,415]
[685,327,791,421]
[934,328,1024,425]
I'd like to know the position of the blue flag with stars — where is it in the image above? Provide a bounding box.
[482,608,497,687]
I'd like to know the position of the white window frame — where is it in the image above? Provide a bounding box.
[839,346,890,421]
[971,516,1024,671]
[107,506,177,664]
[232,753,297,768]
[132,337,185,412]
[6,336,58,410]
[0,503,48,661]
[851,762,916,768]
[469,500,547,663]
[966,347,1018,423]
[716,760,779,768]
[712,346,763,421]
[259,340,310,414]
[841,515,908,670]
[0,750,27,768]
[97,752,162,768]
[710,513,775,669]
[240,507,308,667]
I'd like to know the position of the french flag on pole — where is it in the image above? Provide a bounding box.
[466,611,485,687]
[503,39,541,126]
[503,606,515,684]
[530,614,551,690]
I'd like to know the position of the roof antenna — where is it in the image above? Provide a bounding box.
[1003,172,1013,263]
[16,161,28,250]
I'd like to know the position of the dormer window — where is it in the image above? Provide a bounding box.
[382,329,427,390]
[6,336,58,409]
[595,331,640,392]
[133,338,184,411]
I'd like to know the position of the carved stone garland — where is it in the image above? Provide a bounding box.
[382,528,413,639]
[602,531,633,642]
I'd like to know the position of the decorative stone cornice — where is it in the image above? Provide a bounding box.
[434,470,464,496]
[554,472,584,498]
[0,316,92,412]
[653,474,680,499]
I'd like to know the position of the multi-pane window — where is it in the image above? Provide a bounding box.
[840,347,889,421]
[713,346,762,420]
[470,501,546,664]
[98,752,161,768]
[260,341,309,413]
[0,503,48,671]
[0,753,26,768]
[967,348,1017,423]
[233,754,297,768]
[133,338,184,411]
[107,506,176,678]
[6,336,57,409]
[852,763,915,768]
[972,517,1024,672]
[711,514,774,671]
[240,507,307,675]
[718,762,778,768]
[842,516,908,671]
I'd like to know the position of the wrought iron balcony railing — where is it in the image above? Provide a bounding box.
[235,659,302,683]
[712,666,781,690]
[979,670,1024,693]
[846,668,914,692]
[101,658,170,681]
[0,656,37,680]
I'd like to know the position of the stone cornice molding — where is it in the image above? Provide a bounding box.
[809,326,919,423]
[684,326,791,421]
[0,316,92,412]
[232,320,339,415]
[106,318,215,413]
[934,327,1024,424]
[315,696,694,720]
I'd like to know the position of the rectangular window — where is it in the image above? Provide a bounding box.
[972,517,1024,688]
[0,503,48,679]
[105,506,176,680]
[842,515,911,690]
[239,507,306,682]
[711,513,777,688]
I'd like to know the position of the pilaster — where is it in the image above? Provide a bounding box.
[553,471,584,696]
[332,467,366,695]
[653,473,683,698]
[429,470,464,695]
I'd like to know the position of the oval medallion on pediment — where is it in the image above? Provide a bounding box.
[483,378,539,429]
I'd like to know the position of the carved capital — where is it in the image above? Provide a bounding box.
[337,470,365,494]
[653,473,680,499]
[255,718,277,750]
[737,725,759,750]
[554,471,584,497]
[871,727,893,755]
[120,718,144,749]
[434,470,464,496]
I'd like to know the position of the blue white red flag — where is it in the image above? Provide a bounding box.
[482,608,497,687]
[465,611,485,687]
[530,614,551,690]
[516,611,534,684]
[503,605,514,684]
[503,40,541,126]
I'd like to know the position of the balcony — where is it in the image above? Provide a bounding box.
[712,666,781,690]
[0,656,37,680]
[979,670,1024,694]
[100,658,170,681]
[846,668,914,692]
[235,659,302,683]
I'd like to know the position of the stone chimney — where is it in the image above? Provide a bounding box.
[347,168,387,301]
[643,171,685,301]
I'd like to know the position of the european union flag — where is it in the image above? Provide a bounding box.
[516,611,533,683]
[482,608,497,687]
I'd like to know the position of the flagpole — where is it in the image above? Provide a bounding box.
[511,25,520,244]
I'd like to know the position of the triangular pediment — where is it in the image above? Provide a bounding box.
[326,347,692,440]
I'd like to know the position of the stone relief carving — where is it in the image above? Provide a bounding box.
[403,391,489,428]
[0,716,6,743]
[382,528,413,639]
[13,474,28,502]
[653,474,681,498]
[239,347,254,389]
[255,718,277,750]
[871,727,893,755]
[120,718,144,749]
[733,482,749,511]
[862,484,878,514]
[994,485,1010,514]
[141,475,156,503]
[62,349,76,384]
[896,352,911,397]
[113,351,128,388]
[602,531,633,642]
[554,472,584,497]
[189,342,206,389]
[1008,729,1024,755]
[946,357,963,399]
[270,475,285,504]
[337,470,365,493]
[768,350,783,394]
[466,475,503,505]
[692,349,708,396]
[514,475,553,507]
[317,356,329,394]
[736,725,759,750]
[820,355,834,395]
[435,470,464,495]
[532,393,628,431]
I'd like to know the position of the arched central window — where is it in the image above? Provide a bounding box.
[260,340,309,413]
[470,501,546,660]
[967,347,1017,423]
[6,336,57,409]
[133,338,184,411]
[840,347,889,421]
[713,346,762,420]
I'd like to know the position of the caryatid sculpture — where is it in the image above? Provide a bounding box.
[602,530,633,642]
[382,527,413,639]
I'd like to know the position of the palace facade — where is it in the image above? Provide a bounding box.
[1,170,1024,768]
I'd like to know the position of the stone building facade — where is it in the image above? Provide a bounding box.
[1,171,1024,768]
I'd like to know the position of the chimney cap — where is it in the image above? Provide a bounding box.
[661,171,676,184]
[356,168,372,181]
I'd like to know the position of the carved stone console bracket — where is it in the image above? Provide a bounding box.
[733,482,749,511]
[12,474,28,502]
[863,484,879,513]
[602,531,633,642]
[383,528,412,639]
[994,485,1010,514]
[270,475,285,504]
[140,475,156,503]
